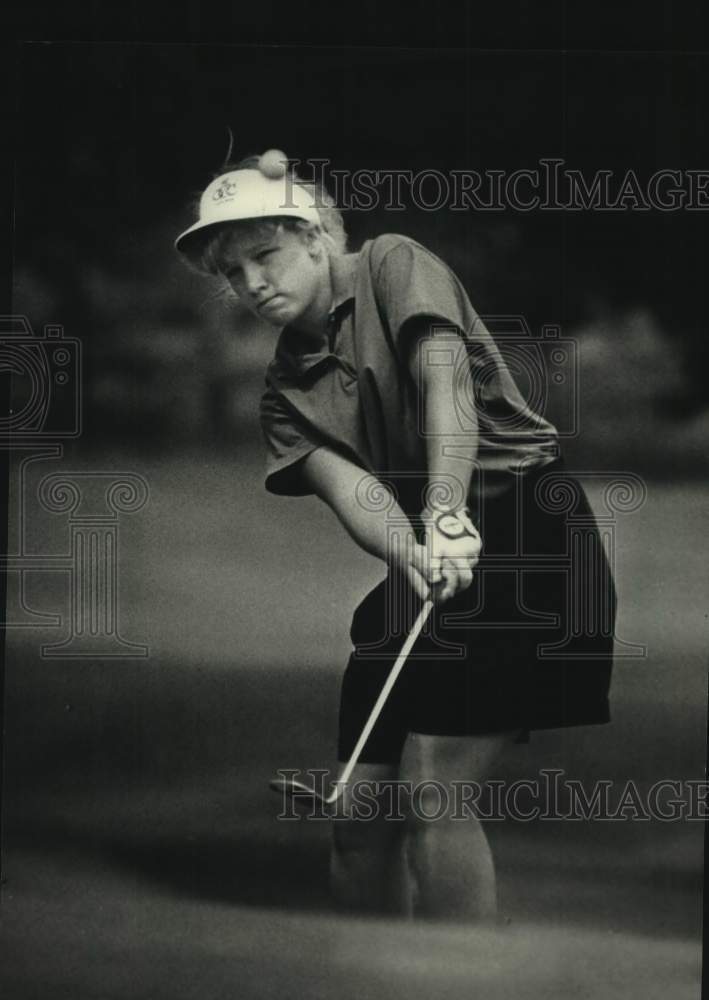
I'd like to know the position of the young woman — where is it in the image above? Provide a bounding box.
[175,151,616,921]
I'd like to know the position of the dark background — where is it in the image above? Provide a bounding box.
[2,8,708,998]
[9,39,709,466]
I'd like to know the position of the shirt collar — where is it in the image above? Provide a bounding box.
[272,251,357,378]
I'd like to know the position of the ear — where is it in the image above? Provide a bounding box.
[306,226,327,262]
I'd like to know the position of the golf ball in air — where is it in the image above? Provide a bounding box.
[259,149,288,178]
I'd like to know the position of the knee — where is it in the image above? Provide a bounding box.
[332,818,369,857]
[402,732,518,791]
[332,815,403,859]
[406,778,455,831]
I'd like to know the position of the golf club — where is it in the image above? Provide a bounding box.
[270,597,434,807]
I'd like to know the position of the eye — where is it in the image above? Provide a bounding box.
[257,249,276,261]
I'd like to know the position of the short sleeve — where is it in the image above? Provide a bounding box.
[372,238,476,354]
[259,387,323,496]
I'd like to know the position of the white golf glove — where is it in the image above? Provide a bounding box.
[422,507,482,601]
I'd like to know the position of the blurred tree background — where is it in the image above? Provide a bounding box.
[11,43,709,474]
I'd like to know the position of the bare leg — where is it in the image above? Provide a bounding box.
[329,761,411,916]
[399,731,518,922]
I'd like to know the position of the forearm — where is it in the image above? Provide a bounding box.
[408,324,479,512]
[301,447,414,565]
[405,323,483,599]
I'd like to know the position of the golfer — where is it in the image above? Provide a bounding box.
[175,151,616,921]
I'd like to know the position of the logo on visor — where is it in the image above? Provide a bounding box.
[212,178,237,201]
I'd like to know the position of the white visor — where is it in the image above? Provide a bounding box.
[175,169,321,255]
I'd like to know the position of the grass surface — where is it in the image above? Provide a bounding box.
[1,449,706,997]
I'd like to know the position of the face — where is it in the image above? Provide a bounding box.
[217,223,330,330]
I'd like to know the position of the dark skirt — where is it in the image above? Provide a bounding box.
[338,457,616,763]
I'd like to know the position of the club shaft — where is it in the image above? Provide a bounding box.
[336,598,434,789]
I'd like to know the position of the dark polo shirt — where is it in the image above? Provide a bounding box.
[259,234,559,516]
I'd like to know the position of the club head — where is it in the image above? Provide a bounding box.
[268,776,342,808]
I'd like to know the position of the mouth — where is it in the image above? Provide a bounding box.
[257,295,283,312]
